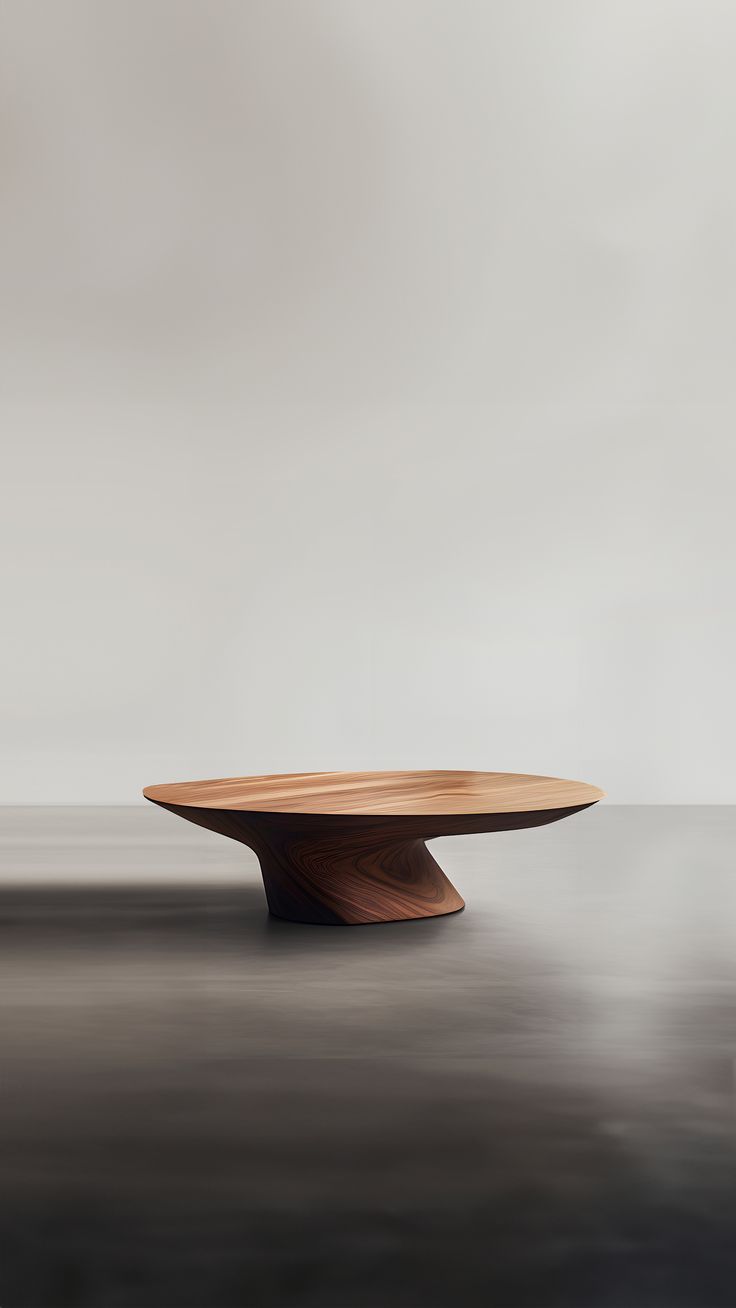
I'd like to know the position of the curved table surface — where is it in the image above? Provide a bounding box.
[143,770,605,818]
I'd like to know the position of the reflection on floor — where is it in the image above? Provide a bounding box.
[2,806,736,1307]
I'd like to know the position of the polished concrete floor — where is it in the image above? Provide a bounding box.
[2,805,736,1307]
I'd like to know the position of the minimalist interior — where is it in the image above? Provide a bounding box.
[2,2,735,1305]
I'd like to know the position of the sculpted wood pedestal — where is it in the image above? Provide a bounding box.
[143,771,604,926]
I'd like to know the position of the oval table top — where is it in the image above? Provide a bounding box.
[143,770,605,818]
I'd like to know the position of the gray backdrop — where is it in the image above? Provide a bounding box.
[1,0,734,802]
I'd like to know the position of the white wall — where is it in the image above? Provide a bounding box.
[2,0,734,803]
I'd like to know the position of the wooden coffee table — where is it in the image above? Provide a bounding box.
[143,770,604,926]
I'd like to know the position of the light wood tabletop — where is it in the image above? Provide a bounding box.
[143,770,604,817]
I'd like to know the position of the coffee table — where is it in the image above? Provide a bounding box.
[143,770,604,925]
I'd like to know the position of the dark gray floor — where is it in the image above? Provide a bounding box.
[2,806,736,1308]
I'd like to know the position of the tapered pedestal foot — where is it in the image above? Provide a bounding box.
[150,802,464,925]
[259,835,464,925]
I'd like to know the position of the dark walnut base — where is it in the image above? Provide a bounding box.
[262,835,464,925]
[151,802,591,925]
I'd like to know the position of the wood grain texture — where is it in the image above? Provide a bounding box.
[143,770,604,816]
[144,771,604,925]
